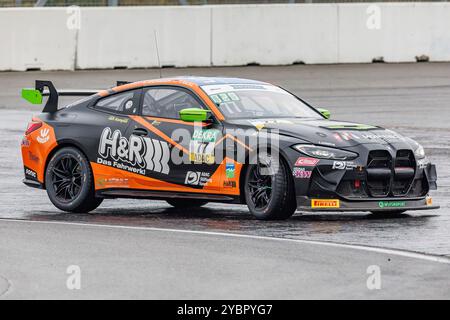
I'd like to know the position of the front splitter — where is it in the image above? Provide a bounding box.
[296,196,440,212]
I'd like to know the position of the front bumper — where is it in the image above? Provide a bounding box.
[23,178,44,189]
[296,195,439,212]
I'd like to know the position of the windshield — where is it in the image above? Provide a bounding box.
[201,84,321,119]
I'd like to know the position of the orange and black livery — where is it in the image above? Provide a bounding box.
[21,77,439,219]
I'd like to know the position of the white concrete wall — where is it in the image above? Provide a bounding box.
[0,8,77,71]
[211,4,338,65]
[1,3,450,71]
[76,6,211,69]
[337,3,450,63]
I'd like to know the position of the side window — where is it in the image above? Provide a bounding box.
[142,87,203,119]
[94,91,138,115]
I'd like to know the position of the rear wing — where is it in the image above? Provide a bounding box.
[21,80,100,113]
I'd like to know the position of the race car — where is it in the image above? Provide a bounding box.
[20,77,438,220]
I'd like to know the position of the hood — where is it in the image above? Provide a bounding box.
[227,118,412,149]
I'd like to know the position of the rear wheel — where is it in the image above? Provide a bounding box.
[45,147,102,213]
[244,156,296,220]
[166,199,208,208]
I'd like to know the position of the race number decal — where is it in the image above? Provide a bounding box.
[189,129,220,164]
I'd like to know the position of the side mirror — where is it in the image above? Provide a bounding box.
[179,108,211,122]
[22,88,43,104]
[317,108,331,119]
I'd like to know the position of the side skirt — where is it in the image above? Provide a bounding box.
[96,188,241,203]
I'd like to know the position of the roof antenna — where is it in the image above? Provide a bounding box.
[153,29,162,79]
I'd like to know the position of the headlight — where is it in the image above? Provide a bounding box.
[293,144,358,160]
[414,145,425,159]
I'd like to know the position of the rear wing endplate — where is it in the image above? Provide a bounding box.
[21,80,99,113]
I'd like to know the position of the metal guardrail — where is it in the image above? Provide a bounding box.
[0,0,446,7]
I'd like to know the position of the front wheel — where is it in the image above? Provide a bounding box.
[244,157,296,220]
[45,147,103,213]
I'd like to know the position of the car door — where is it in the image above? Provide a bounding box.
[89,89,142,190]
[128,85,224,193]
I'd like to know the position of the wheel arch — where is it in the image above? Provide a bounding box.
[238,146,295,205]
[43,139,91,189]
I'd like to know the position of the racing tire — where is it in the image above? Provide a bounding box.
[166,199,208,208]
[45,147,103,213]
[244,156,297,220]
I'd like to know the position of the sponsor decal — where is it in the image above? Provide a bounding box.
[21,137,30,147]
[37,128,50,144]
[318,141,335,147]
[96,178,106,188]
[97,127,170,175]
[226,163,235,178]
[332,161,358,170]
[185,171,211,186]
[151,120,161,126]
[295,157,320,167]
[311,199,340,208]
[108,115,129,124]
[28,151,39,163]
[124,100,134,110]
[96,177,129,188]
[25,167,37,179]
[189,129,219,164]
[341,132,358,141]
[417,158,429,170]
[293,167,312,179]
[248,119,293,131]
[223,181,236,188]
[359,132,403,141]
[192,129,219,143]
[426,196,433,206]
[378,201,406,209]
[210,94,222,104]
[332,130,404,143]
[202,84,286,96]
[324,124,378,130]
[332,161,357,170]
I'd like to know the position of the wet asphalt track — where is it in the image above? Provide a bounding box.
[0,64,449,298]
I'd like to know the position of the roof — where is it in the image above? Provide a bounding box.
[171,76,268,86]
[100,76,270,98]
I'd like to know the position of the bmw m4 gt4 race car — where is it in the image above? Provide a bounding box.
[20,77,438,220]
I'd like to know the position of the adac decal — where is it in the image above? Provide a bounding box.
[378,201,406,209]
[37,128,50,144]
[24,167,38,179]
[293,167,312,179]
[97,127,170,175]
[185,171,211,186]
[189,129,220,164]
[225,163,235,178]
[311,199,340,208]
[332,161,357,170]
[295,157,319,167]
